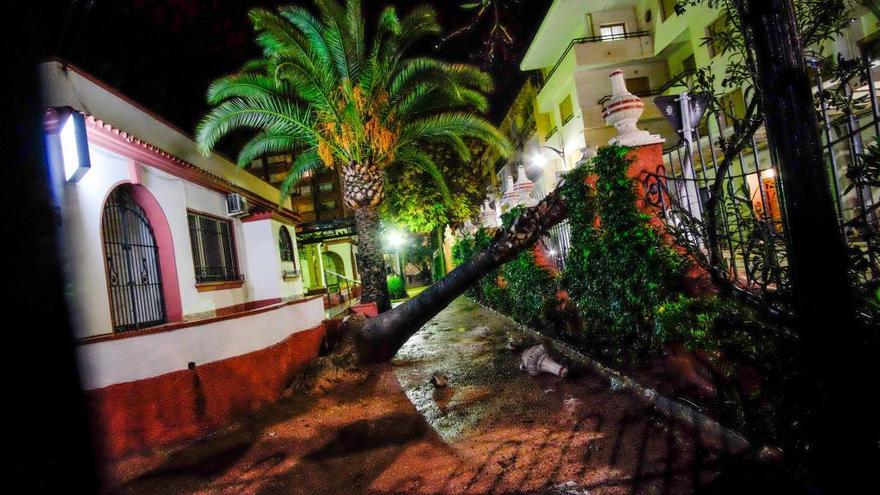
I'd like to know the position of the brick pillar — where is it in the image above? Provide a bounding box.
[625,143,715,297]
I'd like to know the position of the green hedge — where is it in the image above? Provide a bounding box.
[559,145,686,362]
[452,145,777,366]
[451,221,558,330]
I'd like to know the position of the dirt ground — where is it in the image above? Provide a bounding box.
[103,297,767,495]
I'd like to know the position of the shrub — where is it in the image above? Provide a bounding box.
[654,294,725,350]
[451,222,558,330]
[560,145,686,363]
[386,275,408,300]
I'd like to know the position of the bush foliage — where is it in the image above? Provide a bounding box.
[386,275,408,300]
[559,145,686,362]
[452,145,779,365]
[452,217,558,330]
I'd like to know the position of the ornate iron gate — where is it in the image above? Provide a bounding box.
[639,53,879,322]
[102,186,166,332]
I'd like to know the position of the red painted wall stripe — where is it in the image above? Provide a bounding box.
[87,323,325,459]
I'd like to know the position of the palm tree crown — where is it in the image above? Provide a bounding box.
[196,0,511,208]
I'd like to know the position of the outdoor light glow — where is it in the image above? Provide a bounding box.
[59,111,91,183]
[529,153,548,169]
[385,230,405,248]
[760,168,776,179]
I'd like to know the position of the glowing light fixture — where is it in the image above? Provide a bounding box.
[58,110,91,183]
[529,153,548,169]
[385,229,405,248]
[760,168,776,180]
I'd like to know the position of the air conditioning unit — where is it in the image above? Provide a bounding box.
[226,193,248,217]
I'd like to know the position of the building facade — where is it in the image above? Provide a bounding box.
[517,0,878,182]
[248,152,360,307]
[41,61,327,457]
[478,0,877,271]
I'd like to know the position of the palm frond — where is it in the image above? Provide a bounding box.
[397,147,454,206]
[236,131,302,167]
[312,0,354,80]
[207,73,289,105]
[196,97,316,155]
[360,7,400,95]
[240,59,269,73]
[273,60,337,115]
[401,113,512,158]
[279,5,334,69]
[396,6,441,50]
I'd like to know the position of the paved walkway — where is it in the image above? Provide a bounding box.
[106,298,745,495]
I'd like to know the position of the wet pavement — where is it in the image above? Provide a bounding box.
[105,297,741,494]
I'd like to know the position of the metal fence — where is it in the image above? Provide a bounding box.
[640,54,879,321]
[546,220,572,271]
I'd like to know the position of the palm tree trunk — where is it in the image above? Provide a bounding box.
[354,206,392,313]
[355,190,568,362]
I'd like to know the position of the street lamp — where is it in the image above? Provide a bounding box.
[384,229,405,280]
[528,153,548,169]
[540,145,566,162]
[528,146,566,169]
[385,230,404,249]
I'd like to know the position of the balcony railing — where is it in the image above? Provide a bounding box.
[541,31,651,90]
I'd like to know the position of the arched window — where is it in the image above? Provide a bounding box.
[279,227,295,263]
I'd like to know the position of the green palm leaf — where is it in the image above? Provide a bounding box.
[196,97,315,155]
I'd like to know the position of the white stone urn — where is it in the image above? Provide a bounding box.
[480,200,499,228]
[502,174,519,209]
[601,70,663,147]
[512,165,537,207]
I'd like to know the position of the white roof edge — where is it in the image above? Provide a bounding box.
[520,0,563,71]
[38,60,293,211]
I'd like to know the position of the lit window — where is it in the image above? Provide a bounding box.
[536,112,556,140]
[600,23,626,41]
[187,211,241,283]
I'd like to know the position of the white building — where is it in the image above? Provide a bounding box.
[40,60,326,458]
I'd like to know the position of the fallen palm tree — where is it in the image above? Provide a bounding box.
[354,188,569,362]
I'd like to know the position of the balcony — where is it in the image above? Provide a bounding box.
[540,31,653,90]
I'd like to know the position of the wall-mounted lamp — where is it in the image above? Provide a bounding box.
[57,108,91,183]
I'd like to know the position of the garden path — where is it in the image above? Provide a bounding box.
[106,298,766,495]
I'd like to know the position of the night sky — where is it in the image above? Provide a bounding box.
[51,0,552,143]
